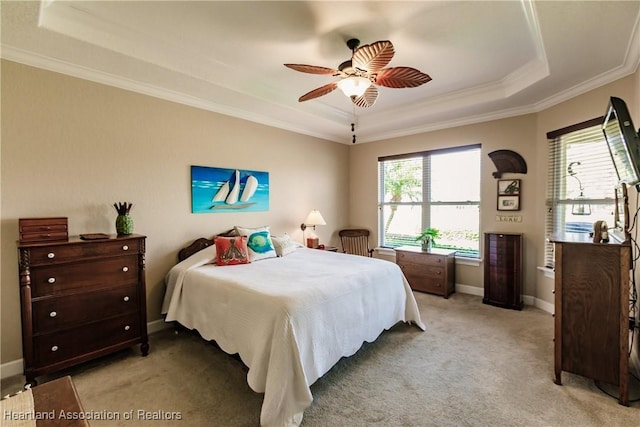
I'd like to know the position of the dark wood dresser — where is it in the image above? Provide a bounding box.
[395,246,456,298]
[483,232,523,310]
[17,234,149,386]
[551,234,630,405]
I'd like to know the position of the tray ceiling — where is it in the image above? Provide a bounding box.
[2,1,639,144]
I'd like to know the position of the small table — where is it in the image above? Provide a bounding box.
[314,245,338,252]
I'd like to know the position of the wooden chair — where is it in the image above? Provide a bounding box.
[339,229,374,257]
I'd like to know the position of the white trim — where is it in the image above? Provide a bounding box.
[537,265,554,279]
[455,285,553,315]
[456,284,484,297]
[375,247,482,266]
[0,319,173,380]
[148,318,172,334]
[455,256,481,267]
[0,358,24,380]
[533,298,554,314]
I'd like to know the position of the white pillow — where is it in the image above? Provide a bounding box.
[234,226,277,261]
[271,234,298,257]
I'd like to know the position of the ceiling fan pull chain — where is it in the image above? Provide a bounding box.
[351,106,357,143]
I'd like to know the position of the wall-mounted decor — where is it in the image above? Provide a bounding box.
[488,150,527,178]
[191,166,269,213]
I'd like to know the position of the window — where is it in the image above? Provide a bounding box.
[378,145,481,257]
[545,117,618,267]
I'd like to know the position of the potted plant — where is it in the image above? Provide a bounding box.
[416,228,440,251]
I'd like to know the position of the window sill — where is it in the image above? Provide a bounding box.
[375,247,481,266]
[537,266,554,279]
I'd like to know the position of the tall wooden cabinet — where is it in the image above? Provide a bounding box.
[551,235,630,405]
[483,232,523,310]
[18,234,149,385]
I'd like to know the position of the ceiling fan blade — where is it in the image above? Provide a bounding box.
[298,82,338,102]
[352,40,394,72]
[351,86,378,108]
[374,67,432,88]
[284,64,338,75]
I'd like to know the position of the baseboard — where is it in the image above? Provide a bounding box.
[1,318,173,381]
[0,358,25,381]
[456,284,484,297]
[455,284,553,315]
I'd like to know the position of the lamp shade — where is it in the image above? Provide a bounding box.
[304,209,326,226]
[337,77,371,98]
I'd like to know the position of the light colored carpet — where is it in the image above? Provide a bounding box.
[3,292,639,426]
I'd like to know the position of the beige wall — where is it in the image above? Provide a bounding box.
[1,60,349,364]
[350,114,538,296]
[534,74,638,304]
[2,58,639,368]
[350,72,639,308]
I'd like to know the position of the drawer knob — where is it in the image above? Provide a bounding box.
[48,277,56,284]
[124,325,131,331]
[51,345,59,352]
[122,266,129,272]
[47,252,55,259]
[49,311,57,318]
[123,296,130,302]
[122,245,129,251]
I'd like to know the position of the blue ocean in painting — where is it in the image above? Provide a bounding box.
[191,166,270,213]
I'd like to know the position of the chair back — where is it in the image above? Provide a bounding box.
[339,229,373,257]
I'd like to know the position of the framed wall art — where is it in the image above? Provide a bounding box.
[497,179,520,211]
[498,179,520,195]
[497,195,520,211]
[191,165,269,213]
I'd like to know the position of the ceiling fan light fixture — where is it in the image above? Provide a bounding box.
[337,76,371,98]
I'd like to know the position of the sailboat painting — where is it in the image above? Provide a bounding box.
[191,166,269,213]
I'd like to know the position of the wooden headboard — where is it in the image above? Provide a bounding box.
[177,238,215,262]
[177,229,238,262]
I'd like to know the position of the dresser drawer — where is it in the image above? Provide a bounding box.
[404,270,446,294]
[32,285,140,334]
[26,239,141,266]
[398,261,445,278]
[34,313,141,366]
[397,251,447,267]
[30,256,139,297]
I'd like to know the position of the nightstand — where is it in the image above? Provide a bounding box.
[315,245,338,252]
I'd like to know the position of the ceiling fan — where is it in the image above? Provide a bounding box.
[285,38,432,108]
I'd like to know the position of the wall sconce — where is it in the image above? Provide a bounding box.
[568,162,591,216]
[300,209,326,248]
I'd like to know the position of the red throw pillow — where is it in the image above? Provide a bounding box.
[215,236,250,266]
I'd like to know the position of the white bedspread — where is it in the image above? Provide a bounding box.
[162,246,424,427]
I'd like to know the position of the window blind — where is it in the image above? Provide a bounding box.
[545,117,617,267]
[378,144,481,256]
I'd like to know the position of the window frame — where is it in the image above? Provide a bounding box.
[378,144,481,258]
[545,117,618,267]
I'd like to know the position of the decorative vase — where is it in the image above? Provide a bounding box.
[116,214,133,236]
[421,240,432,251]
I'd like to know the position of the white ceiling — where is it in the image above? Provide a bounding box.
[2,1,639,144]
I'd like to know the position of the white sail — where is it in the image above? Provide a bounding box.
[240,175,258,202]
[212,181,230,202]
[225,170,240,204]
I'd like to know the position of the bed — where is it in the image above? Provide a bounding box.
[161,234,424,427]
